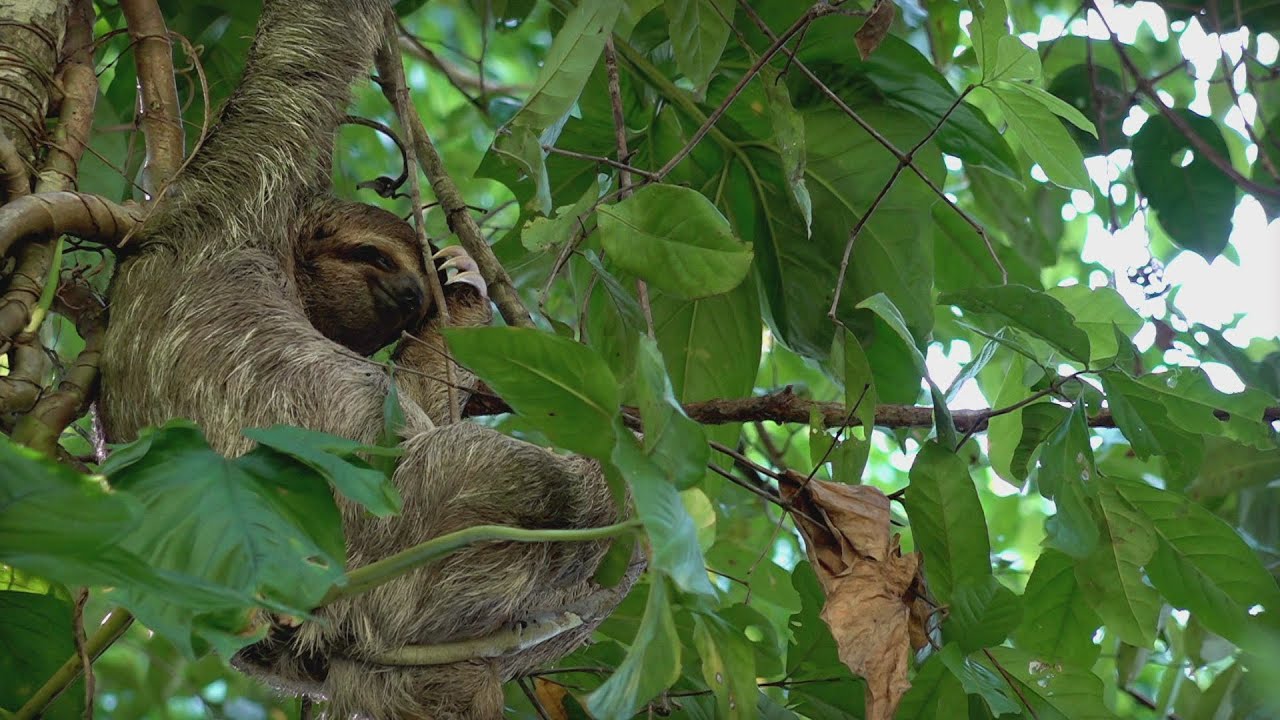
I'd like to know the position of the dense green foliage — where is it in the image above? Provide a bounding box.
[2,0,1279,718]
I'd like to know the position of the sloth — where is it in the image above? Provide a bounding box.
[98,1,639,718]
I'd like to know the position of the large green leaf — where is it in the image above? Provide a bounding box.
[894,652,965,719]
[904,442,993,602]
[946,576,1023,652]
[597,184,753,299]
[1105,368,1275,451]
[1115,478,1280,650]
[587,578,683,718]
[631,336,709,489]
[105,423,348,657]
[939,284,1091,364]
[444,326,620,459]
[1187,437,1280,499]
[982,647,1117,720]
[1048,64,1128,156]
[1073,481,1160,647]
[1014,549,1102,666]
[501,0,621,140]
[243,425,402,517]
[1131,110,1237,260]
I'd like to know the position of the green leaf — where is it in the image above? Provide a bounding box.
[991,35,1040,81]
[968,0,1009,81]
[982,647,1117,720]
[611,422,716,596]
[1011,403,1068,482]
[1015,549,1102,666]
[1100,370,1205,482]
[506,0,622,140]
[375,367,406,477]
[904,441,993,602]
[244,425,402,517]
[666,0,734,94]
[1131,110,1237,260]
[894,652,965,719]
[632,336,710,490]
[761,65,812,235]
[0,591,83,720]
[1073,481,1160,647]
[937,644,1020,716]
[1106,368,1275,451]
[1048,64,1128,155]
[444,326,620,459]
[994,80,1097,137]
[491,125,553,214]
[521,177,603,252]
[858,293,955,444]
[587,578,682,718]
[1187,437,1280,499]
[1036,400,1100,558]
[106,423,347,656]
[977,84,1091,190]
[1045,286,1142,364]
[1115,478,1280,651]
[692,612,758,720]
[598,184,753,299]
[939,284,1091,363]
[946,576,1023,652]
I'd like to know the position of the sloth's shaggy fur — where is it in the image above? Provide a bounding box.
[99,2,637,717]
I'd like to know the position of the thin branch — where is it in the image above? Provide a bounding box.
[120,0,184,192]
[464,385,1280,430]
[376,12,533,329]
[374,20,459,422]
[1088,1,1280,200]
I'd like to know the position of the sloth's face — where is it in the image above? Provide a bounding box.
[298,205,432,355]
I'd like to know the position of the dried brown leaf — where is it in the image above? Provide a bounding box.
[783,478,927,720]
[854,0,896,60]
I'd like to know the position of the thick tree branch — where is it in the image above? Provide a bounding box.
[465,386,1280,431]
[120,0,183,192]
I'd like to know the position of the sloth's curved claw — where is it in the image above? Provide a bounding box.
[445,270,488,298]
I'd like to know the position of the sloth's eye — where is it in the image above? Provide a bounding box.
[354,245,396,271]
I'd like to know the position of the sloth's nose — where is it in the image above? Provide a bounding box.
[397,279,424,309]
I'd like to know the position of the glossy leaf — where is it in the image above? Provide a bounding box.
[1073,481,1160,647]
[978,84,1092,190]
[692,612,758,720]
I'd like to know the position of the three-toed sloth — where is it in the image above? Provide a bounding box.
[99,1,637,717]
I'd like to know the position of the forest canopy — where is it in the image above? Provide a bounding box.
[1,0,1279,719]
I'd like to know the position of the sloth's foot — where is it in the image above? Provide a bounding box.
[433,245,488,299]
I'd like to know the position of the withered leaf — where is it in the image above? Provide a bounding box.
[782,477,928,720]
[854,0,896,61]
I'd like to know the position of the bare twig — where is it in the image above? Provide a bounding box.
[121,0,184,192]
[377,14,533,329]
[1088,1,1280,199]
